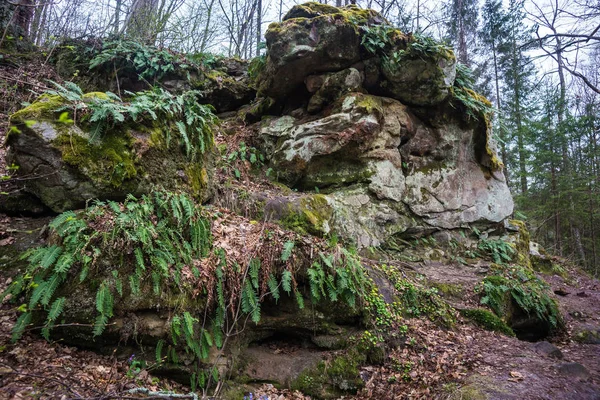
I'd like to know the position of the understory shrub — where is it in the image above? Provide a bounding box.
[478,264,562,329]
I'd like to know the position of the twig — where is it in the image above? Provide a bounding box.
[0,361,84,398]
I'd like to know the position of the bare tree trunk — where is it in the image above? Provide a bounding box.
[113,0,123,35]
[126,0,160,44]
[201,0,216,52]
[256,0,261,55]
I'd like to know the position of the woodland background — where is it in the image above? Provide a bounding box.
[1,0,599,274]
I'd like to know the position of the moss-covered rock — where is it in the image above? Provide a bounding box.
[6,93,215,212]
[257,4,384,99]
[573,325,600,344]
[291,350,366,399]
[459,308,515,336]
[280,194,334,236]
[376,36,456,106]
[479,264,563,341]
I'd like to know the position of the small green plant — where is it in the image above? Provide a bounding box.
[477,238,515,264]
[361,24,400,55]
[376,264,456,327]
[222,141,265,179]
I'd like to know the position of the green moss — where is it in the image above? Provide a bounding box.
[574,328,600,344]
[284,2,341,18]
[354,94,383,115]
[10,94,64,122]
[185,165,209,197]
[82,92,110,101]
[280,194,333,236]
[460,308,515,336]
[291,350,366,399]
[283,2,381,25]
[376,265,456,327]
[53,131,138,188]
[509,219,531,268]
[443,382,488,400]
[431,282,464,299]
[531,255,568,279]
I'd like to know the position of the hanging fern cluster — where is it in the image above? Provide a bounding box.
[89,39,199,82]
[451,63,495,121]
[43,81,216,159]
[5,191,212,342]
[307,248,368,308]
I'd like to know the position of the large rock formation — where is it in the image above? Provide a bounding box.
[254,2,513,247]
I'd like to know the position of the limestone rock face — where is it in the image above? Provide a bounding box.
[260,91,512,247]
[6,95,214,212]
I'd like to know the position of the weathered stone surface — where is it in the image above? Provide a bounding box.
[260,92,513,247]
[533,341,563,359]
[573,325,600,344]
[199,69,256,113]
[6,95,214,212]
[377,52,456,106]
[257,5,383,99]
[307,68,364,113]
[557,362,591,380]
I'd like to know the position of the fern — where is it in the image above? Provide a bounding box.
[241,280,260,323]
[281,270,293,294]
[40,245,63,270]
[156,339,165,363]
[46,297,66,325]
[295,290,305,309]
[249,258,260,289]
[281,241,294,262]
[479,264,562,329]
[11,312,32,342]
[267,274,280,302]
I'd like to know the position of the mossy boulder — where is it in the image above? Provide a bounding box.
[376,39,456,106]
[51,39,254,113]
[573,325,600,344]
[6,94,215,212]
[291,350,366,399]
[479,266,563,341]
[257,4,384,99]
[459,308,515,336]
[198,68,256,113]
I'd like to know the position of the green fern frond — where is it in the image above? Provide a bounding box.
[156,339,165,363]
[11,312,32,342]
[281,241,294,262]
[281,270,292,294]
